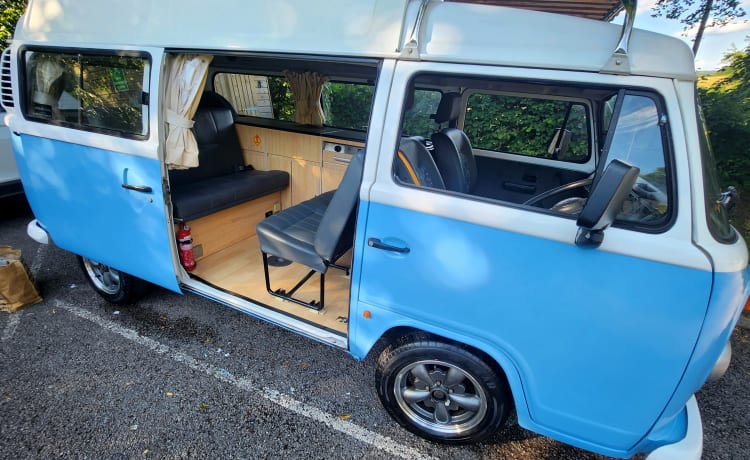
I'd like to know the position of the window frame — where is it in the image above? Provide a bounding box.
[597,89,677,234]
[19,46,151,140]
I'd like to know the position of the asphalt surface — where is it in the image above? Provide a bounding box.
[1,196,748,460]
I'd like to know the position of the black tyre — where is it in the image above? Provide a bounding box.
[376,334,512,444]
[77,256,147,305]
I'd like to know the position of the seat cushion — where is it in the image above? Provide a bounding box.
[256,191,335,273]
[171,169,289,221]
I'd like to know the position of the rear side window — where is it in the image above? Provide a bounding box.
[321,81,374,131]
[215,73,376,132]
[464,93,590,162]
[23,50,149,137]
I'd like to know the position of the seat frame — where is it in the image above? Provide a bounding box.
[257,150,365,311]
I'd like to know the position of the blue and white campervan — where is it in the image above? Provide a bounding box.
[4,0,749,458]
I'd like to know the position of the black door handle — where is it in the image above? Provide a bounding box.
[121,184,153,193]
[368,238,410,254]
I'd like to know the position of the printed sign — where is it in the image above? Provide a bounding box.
[110,68,129,92]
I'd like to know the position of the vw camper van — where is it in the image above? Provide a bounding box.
[4,0,749,458]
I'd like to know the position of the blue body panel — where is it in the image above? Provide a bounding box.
[350,201,712,457]
[12,134,179,292]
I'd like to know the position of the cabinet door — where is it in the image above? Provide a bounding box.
[268,154,292,209]
[322,162,348,193]
[291,158,321,205]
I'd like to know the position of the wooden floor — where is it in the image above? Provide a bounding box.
[191,235,351,334]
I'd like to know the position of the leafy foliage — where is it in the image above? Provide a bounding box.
[699,42,750,242]
[699,42,750,188]
[464,94,589,161]
[401,89,441,137]
[0,0,26,49]
[267,77,294,122]
[651,0,745,52]
[321,82,373,131]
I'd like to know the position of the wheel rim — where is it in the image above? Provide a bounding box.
[82,257,122,295]
[393,359,488,435]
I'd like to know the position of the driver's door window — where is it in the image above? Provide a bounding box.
[604,93,671,226]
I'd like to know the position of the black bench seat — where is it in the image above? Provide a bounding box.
[169,92,289,221]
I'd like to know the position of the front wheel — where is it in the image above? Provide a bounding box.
[78,256,147,305]
[376,335,512,444]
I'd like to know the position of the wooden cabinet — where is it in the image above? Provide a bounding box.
[236,125,268,169]
[236,126,364,210]
[322,151,350,193]
[292,159,321,203]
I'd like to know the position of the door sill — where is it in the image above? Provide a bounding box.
[181,277,348,349]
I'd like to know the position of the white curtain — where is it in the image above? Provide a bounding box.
[284,70,328,126]
[165,54,213,170]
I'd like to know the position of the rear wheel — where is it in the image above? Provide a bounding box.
[78,256,146,305]
[376,334,512,443]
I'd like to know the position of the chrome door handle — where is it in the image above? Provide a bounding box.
[121,183,153,193]
[368,238,410,254]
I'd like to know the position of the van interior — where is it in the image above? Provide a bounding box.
[170,53,669,339]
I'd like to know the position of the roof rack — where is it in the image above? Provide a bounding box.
[448,0,624,21]
[400,0,432,58]
[601,0,636,74]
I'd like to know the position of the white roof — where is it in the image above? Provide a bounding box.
[15,0,696,81]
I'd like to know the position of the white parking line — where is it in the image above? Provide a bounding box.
[1,314,21,342]
[30,244,48,276]
[55,301,434,460]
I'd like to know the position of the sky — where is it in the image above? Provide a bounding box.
[613,0,750,70]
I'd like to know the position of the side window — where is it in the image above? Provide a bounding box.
[464,93,590,162]
[321,81,374,131]
[215,74,376,131]
[24,50,148,137]
[214,73,293,120]
[604,93,672,226]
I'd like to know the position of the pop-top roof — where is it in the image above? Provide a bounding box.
[14,0,694,81]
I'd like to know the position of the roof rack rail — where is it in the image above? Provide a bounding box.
[601,0,636,74]
[400,0,432,58]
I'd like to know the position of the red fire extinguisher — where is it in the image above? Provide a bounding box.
[177,223,196,272]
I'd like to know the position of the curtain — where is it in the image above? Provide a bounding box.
[165,54,213,170]
[33,59,65,118]
[284,70,328,126]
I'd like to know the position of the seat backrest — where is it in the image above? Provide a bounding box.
[168,91,244,186]
[394,137,445,189]
[431,128,477,194]
[314,149,366,262]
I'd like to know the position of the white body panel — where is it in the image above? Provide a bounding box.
[15,0,695,81]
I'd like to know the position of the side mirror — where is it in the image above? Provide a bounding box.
[575,159,640,248]
[720,186,739,215]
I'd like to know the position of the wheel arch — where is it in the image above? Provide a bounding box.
[361,323,530,423]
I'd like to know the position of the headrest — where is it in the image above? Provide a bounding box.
[432,92,462,124]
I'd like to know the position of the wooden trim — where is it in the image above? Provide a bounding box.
[184,192,281,261]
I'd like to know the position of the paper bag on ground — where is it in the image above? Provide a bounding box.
[0,246,43,313]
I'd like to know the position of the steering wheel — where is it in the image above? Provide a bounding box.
[522,177,593,207]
